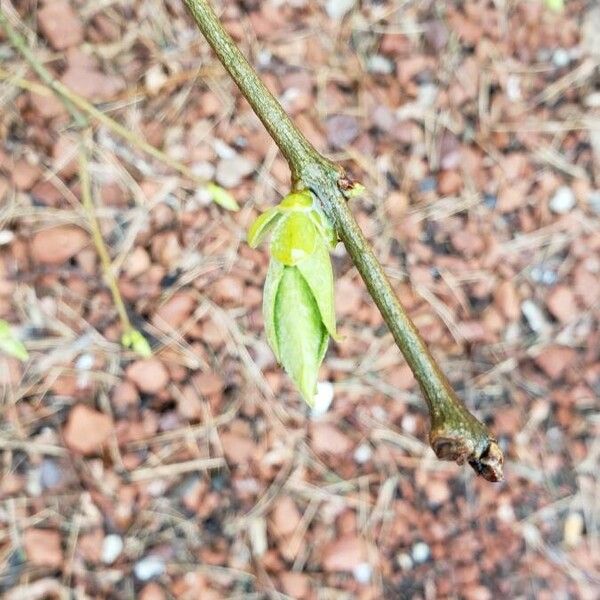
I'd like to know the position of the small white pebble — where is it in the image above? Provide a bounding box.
[585,92,600,108]
[134,555,165,581]
[506,75,522,101]
[311,381,334,418]
[102,534,124,565]
[549,186,576,214]
[418,83,438,107]
[367,55,395,75]
[401,413,418,435]
[371,405,387,422]
[522,523,542,547]
[325,0,355,20]
[353,442,373,464]
[564,512,584,548]
[144,64,168,95]
[75,353,93,388]
[530,266,557,285]
[521,300,550,334]
[397,552,413,571]
[213,139,236,159]
[497,502,515,523]
[248,518,267,557]
[75,353,94,371]
[257,49,272,68]
[411,541,430,564]
[0,230,15,245]
[552,48,571,68]
[353,562,372,584]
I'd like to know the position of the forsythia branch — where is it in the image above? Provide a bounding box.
[183,0,503,481]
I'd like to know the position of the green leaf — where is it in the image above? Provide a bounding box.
[270,212,317,266]
[274,266,327,405]
[0,320,29,362]
[207,183,240,211]
[121,329,152,357]
[279,189,313,210]
[247,207,281,248]
[262,258,285,361]
[296,240,337,339]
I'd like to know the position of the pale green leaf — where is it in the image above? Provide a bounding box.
[262,258,285,362]
[274,266,328,405]
[247,207,281,248]
[270,212,317,266]
[296,240,337,339]
[0,320,29,362]
[207,183,240,211]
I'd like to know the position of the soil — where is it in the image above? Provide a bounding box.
[1,1,599,598]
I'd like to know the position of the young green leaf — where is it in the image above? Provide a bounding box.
[274,266,327,405]
[121,328,152,357]
[263,258,285,361]
[279,189,313,210]
[0,320,29,362]
[207,183,240,211]
[270,212,317,266]
[296,240,337,339]
[247,207,281,248]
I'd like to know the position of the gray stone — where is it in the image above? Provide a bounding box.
[40,459,62,489]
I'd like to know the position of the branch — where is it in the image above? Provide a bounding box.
[183,0,503,481]
[184,0,503,481]
[188,1,505,480]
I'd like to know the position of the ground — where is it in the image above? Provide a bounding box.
[1,0,599,598]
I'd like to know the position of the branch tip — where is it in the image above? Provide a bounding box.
[469,440,504,482]
[431,433,504,482]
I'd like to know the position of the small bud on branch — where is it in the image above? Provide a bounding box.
[249,190,337,404]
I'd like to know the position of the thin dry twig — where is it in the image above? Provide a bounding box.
[78,134,133,335]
